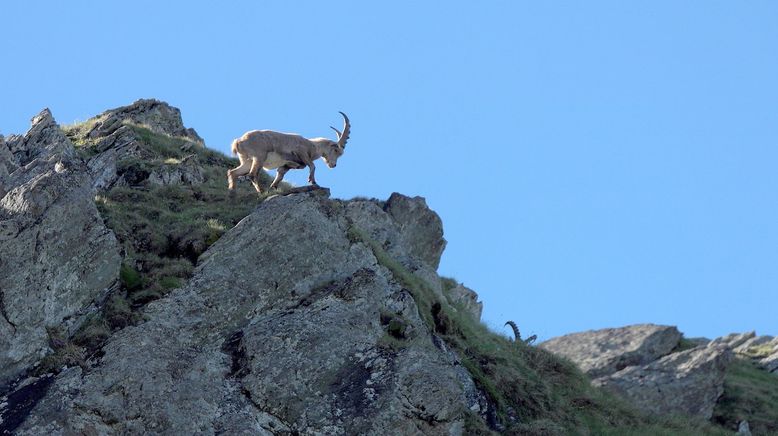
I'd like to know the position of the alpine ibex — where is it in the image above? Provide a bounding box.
[228,112,351,193]
[505,321,537,345]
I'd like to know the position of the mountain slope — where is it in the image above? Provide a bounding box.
[0,100,764,435]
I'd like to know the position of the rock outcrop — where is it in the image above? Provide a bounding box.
[593,344,732,419]
[344,195,447,301]
[66,99,206,191]
[12,190,484,435]
[85,98,203,143]
[539,324,682,378]
[712,331,778,374]
[444,283,483,322]
[0,110,120,387]
[540,324,736,420]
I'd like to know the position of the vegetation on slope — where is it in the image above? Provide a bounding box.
[713,358,778,434]
[59,121,279,354]
[347,226,728,435]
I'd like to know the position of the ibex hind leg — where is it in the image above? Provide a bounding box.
[227,154,251,192]
[248,157,265,193]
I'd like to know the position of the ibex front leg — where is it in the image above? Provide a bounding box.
[307,162,318,186]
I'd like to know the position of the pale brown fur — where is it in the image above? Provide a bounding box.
[228,113,350,193]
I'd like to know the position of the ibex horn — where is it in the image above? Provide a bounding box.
[337,111,350,149]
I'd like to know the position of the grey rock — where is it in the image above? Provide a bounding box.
[709,331,756,349]
[737,420,752,436]
[343,195,447,303]
[0,110,121,386]
[16,191,479,435]
[710,333,778,373]
[84,125,143,190]
[445,283,483,322]
[0,134,18,197]
[539,324,682,378]
[3,109,76,169]
[80,106,206,191]
[146,156,205,186]
[88,98,203,143]
[593,344,732,419]
[384,193,447,270]
[733,335,774,354]
[759,350,778,373]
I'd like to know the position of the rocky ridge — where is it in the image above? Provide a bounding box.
[540,324,778,433]
[1,100,773,435]
[0,102,495,435]
[0,109,120,388]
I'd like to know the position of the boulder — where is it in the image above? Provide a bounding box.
[593,344,732,419]
[14,191,481,435]
[0,110,120,386]
[539,324,682,378]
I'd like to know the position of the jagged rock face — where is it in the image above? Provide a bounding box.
[344,195,446,270]
[75,100,206,191]
[711,331,756,350]
[88,98,203,143]
[711,332,778,374]
[84,125,144,190]
[593,344,732,419]
[0,110,120,386]
[16,191,479,435]
[343,195,447,307]
[445,284,483,322]
[539,324,682,378]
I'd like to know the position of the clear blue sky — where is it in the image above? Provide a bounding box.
[2,1,776,341]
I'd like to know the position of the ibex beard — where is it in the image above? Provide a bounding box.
[227,112,350,194]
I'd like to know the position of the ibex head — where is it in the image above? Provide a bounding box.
[321,111,351,168]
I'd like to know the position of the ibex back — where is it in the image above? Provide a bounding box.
[228,112,351,193]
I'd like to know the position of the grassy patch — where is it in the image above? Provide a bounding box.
[712,358,778,434]
[93,123,278,308]
[63,119,286,356]
[348,225,729,434]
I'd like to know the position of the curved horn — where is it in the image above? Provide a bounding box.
[504,321,521,342]
[330,126,342,140]
[336,111,350,149]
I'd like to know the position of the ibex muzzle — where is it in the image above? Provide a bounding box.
[228,112,351,193]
